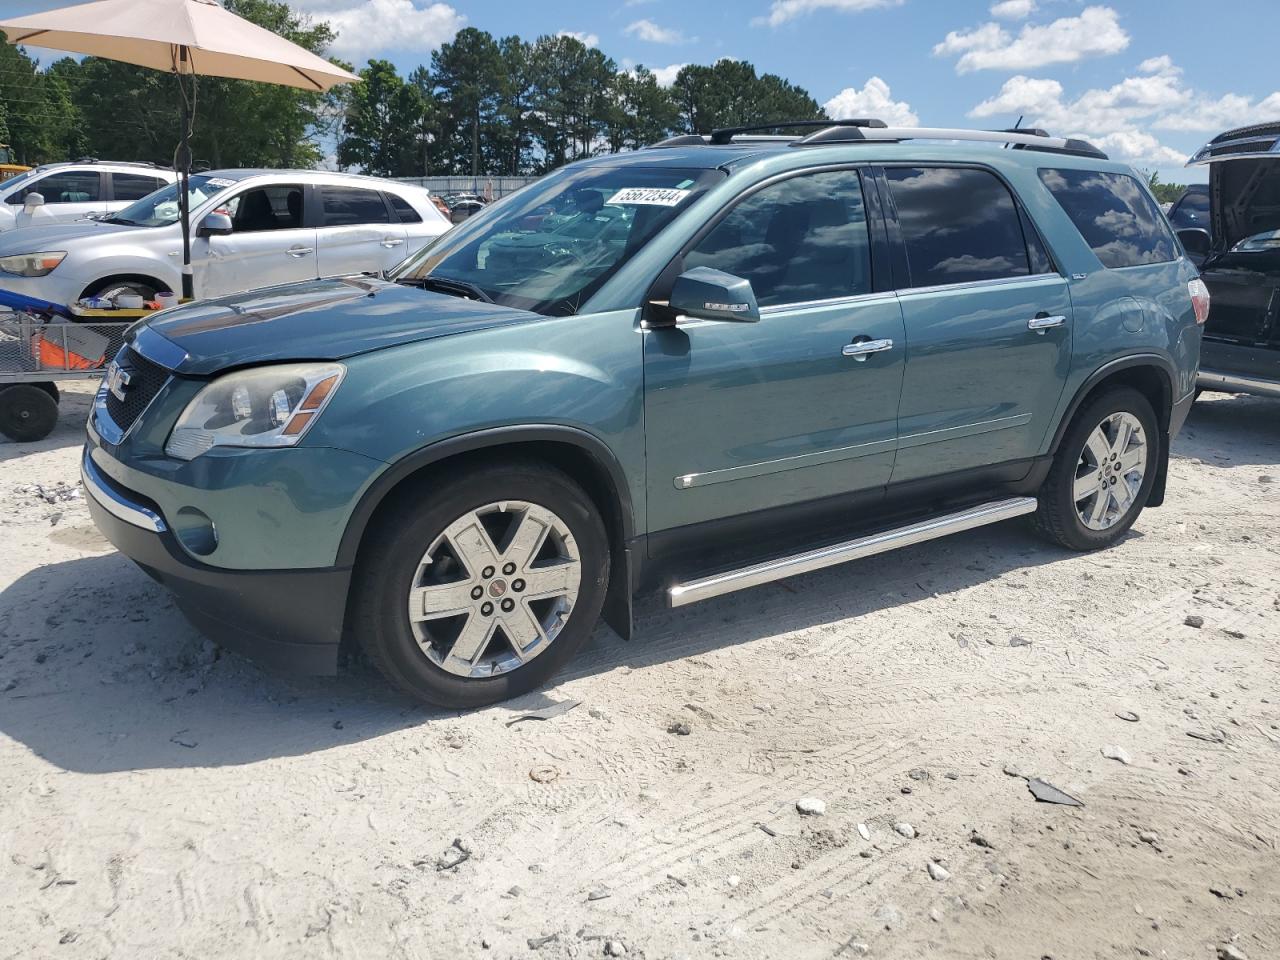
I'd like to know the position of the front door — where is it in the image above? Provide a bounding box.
[196,182,318,298]
[880,165,1073,484]
[643,167,905,537]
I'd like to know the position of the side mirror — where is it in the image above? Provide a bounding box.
[198,211,233,237]
[1177,227,1212,259]
[22,192,45,212]
[666,266,760,323]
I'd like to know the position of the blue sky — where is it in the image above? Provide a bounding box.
[11,0,1280,182]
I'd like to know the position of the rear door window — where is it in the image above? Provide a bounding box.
[684,168,873,307]
[885,166,1032,288]
[322,186,392,226]
[1038,168,1177,268]
[112,173,168,201]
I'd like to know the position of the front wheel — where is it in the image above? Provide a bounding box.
[353,460,610,708]
[1034,387,1159,551]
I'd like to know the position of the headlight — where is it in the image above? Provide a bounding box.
[0,251,66,277]
[165,363,344,460]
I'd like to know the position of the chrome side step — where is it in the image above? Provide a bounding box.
[667,497,1038,608]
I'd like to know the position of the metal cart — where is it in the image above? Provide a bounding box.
[0,304,146,442]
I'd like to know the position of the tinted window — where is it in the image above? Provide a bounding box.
[386,192,422,223]
[8,170,101,204]
[322,186,391,226]
[226,185,304,232]
[1168,187,1209,229]
[885,166,1031,287]
[113,173,167,201]
[684,169,872,307]
[1039,168,1177,268]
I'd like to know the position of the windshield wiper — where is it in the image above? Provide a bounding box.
[102,216,137,226]
[397,274,494,303]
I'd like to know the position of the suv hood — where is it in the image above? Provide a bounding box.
[136,276,542,376]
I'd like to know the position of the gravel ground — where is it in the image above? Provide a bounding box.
[1,380,1278,960]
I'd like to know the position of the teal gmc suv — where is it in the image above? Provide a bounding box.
[82,120,1208,708]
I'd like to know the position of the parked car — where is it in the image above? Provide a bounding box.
[1167,183,1211,237]
[81,121,1205,708]
[1178,123,1280,398]
[0,169,449,305]
[0,159,176,233]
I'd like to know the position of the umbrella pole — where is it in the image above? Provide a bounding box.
[177,46,194,300]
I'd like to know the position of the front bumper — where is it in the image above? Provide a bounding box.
[1198,369,1280,399]
[82,450,350,675]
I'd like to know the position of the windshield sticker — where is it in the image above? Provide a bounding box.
[205,177,236,188]
[606,187,691,207]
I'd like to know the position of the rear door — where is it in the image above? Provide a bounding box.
[7,169,107,223]
[107,171,171,216]
[196,181,318,298]
[316,185,408,276]
[882,165,1072,484]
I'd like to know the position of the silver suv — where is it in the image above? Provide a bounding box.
[0,159,176,232]
[0,169,450,304]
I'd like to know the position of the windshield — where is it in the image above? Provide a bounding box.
[391,165,723,315]
[107,174,236,227]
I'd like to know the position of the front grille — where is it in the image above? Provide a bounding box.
[104,344,170,433]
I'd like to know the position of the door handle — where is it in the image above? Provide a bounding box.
[1028,314,1066,331]
[286,246,314,257]
[842,337,894,361]
[380,237,405,248]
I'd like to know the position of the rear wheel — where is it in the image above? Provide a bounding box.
[353,460,610,708]
[0,384,59,442]
[1035,387,1158,551]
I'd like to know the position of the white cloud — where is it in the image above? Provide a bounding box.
[965,62,1280,165]
[934,6,1129,73]
[556,30,599,48]
[651,63,687,87]
[989,0,1035,19]
[624,19,689,44]
[755,0,902,29]
[824,77,918,126]
[295,0,463,61]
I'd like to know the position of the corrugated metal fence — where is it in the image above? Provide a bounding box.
[392,176,541,199]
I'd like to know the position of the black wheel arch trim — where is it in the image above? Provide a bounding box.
[1049,354,1177,454]
[1049,353,1177,508]
[335,424,638,641]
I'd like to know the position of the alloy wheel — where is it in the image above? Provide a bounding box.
[407,500,581,678]
[1072,411,1148,531]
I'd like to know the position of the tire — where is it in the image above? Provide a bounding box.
[1034,387,1159,551]
[0,384,60,442]
[352,459,610,708]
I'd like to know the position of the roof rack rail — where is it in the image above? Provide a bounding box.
[787,125,1107,159]
[707,118,885,145]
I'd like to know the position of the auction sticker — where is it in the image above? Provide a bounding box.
[606,187,691,206]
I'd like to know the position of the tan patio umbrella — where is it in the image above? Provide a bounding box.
[1,0,358,298]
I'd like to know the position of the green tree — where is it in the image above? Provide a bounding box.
[671,60,823,134]
[606,66,679,152]
[1144,169,1187,205]
[338,59,428,176]
[430,27,504,175]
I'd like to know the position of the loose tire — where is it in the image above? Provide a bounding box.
[1035,387,1159,551]
[0,384,60,442]
[353,460,610,708]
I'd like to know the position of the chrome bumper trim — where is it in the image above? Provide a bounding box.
[81,450,167,533]
[1197,369,1280,399]
[668,496,1038,608]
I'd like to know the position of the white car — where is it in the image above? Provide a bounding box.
[0,169,450,304]
[0,160,177,232]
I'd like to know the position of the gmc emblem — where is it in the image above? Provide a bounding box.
[106,361,132,402]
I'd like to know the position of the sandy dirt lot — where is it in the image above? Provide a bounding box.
[1,380,1278,960]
